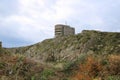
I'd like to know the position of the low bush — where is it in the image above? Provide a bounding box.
[73,54,120,80]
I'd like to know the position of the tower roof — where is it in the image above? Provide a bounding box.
[55,24,70,27]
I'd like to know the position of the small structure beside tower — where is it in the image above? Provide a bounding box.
[0,41,2,48]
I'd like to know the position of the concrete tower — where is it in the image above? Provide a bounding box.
[55,24,75,37]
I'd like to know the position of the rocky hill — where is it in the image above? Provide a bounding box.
[6,30,120,62]
[1,30,120,80]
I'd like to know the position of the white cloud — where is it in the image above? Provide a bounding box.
[0,0,120,47]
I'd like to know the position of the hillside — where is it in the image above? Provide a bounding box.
[1,30,120,80]
[6,30,120,62]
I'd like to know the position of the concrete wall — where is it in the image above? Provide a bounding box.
[64,26,75,36]
[55,24,75,37]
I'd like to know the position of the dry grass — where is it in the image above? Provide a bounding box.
[0,51,120,80]
[73,54,120,80]
[0,53,44,80]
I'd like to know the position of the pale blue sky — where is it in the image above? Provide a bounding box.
[0,0,120,47]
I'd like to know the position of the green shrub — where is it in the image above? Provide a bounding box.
[107,76,120,80]
[40,69,54,80]
[0,62,5,68]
